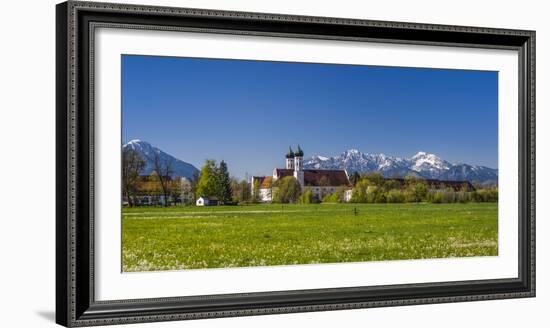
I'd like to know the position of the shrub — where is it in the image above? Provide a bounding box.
[366,186,379,203]
[323,192,339,203]
[301,187,313,204]
[457,191,470,203]
[374,191,387,203]
[487,188,499,202]
[406,182,428,202]
[471,188,498,202]
[429,191,444,204]
[361,172,385,187]
[322,187,346,203]
[387,190,405,203]
[441,189,456,203]
[471,190,483,202]
[350,179,370,203]
[272,176,302,203]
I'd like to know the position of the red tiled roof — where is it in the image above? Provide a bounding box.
[274,169,294,178]
[260,176,273,188]
[252,176,273,188]
[274,169,351,187]
[304,170,352,187]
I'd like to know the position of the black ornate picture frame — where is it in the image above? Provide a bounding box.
[56,1,535,326]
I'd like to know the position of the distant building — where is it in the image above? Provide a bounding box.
[252,146,353,202]
[196,196,219,206]
[125,174,195,206]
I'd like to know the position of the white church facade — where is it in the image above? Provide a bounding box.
[251,146,353,202]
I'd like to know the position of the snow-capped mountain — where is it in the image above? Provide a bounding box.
[123,140,199,179]
[304,149,498,184]
[410,151,451,173]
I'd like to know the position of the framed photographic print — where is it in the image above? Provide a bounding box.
[56,1,535,326]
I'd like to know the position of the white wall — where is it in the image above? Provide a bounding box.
[0,0,547,327]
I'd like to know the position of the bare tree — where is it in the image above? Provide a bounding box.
[151,151,174,206]
[179,177,194,205]
[122,148,146,207]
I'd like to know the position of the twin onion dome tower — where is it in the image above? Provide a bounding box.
[285,145,304,171]
[285,145,305,186]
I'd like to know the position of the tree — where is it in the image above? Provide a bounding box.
[168,178,183,206]
[196,160,218,198]
[374,190,387,203]
[457,184,471,203]
[150,151,174,206]
[350,171,361,186]
[441,187,456,203]
[351,176,385,203]
[180,177,194,205]
[386,189,405,203]
[383,179,401,192]
[406,181,428,202]
[362,172,385,187]
[301,187,313,204]
[217,160,232,204]
[272,176,302,203]
[241,180,252,202]
[122,148,146,207]
[402,175,428,202]
[230,178,240,202]
[350,179,370,203]
[366,185,380,203]
[190,171,200,196]
[251,179,262,203]
[404,174,423,187]
[323,186,346,203]
[231,178,251,203]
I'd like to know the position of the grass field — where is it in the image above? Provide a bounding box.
[122,203,498,272]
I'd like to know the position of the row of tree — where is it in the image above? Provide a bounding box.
[347,173,497,204]
[196,159,279,205]
[260,172,498,205]
[195,160,233,203]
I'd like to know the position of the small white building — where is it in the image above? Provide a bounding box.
[196,196,219,206]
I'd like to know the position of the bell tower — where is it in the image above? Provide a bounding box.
[293,145,304,187]
[285,146,295,169]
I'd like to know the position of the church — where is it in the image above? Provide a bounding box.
[251,146,353,202]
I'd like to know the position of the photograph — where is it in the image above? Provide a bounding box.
[121,55,499,272]
[50,1,537,326]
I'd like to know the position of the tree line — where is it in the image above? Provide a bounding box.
[262,172,498,204]
[347,172,498,204]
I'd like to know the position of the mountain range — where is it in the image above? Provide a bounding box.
[304,149,498,185]
[123,140,199,179]
[123,140,497,185]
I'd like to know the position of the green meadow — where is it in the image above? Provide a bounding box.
[122,203,498,272]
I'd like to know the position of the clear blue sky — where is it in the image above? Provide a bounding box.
[122,55,498,179]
